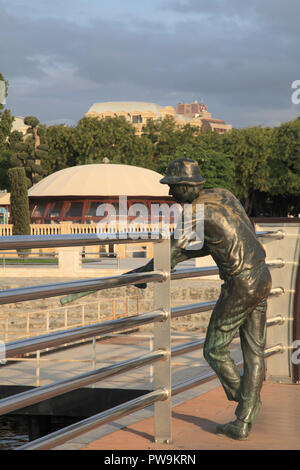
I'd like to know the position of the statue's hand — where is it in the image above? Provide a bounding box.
[170,235,189,269]
[60,290,95,306]
[124,259,154,289]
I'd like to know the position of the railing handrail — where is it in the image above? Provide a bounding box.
[0,233,164,250]
[0,270,167,305]
[0,229,285,251]
[5,309,168,358]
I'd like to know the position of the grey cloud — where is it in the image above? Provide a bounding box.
[1,2,299,127]
[163,0,299,30]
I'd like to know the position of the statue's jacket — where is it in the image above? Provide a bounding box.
[170,188,272,332]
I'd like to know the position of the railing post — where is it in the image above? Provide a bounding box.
[58,246,81,277]
[153,238,171,443]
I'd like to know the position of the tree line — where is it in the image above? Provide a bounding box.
[1,73,299,217]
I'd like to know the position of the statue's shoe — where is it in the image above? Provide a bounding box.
[216,419,249,441]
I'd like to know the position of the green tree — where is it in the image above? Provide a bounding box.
[158,142,237,194]
[217,126,274,215]
[9,116,50,186]
[142,116,198,161]
[0,73,13,189]
[67,116,155,167]
[45,124,75,170]
[267,118,300,216]
[24,116,40,149]
[8,167,31,236]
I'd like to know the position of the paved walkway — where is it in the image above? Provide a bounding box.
[82,382,300,450]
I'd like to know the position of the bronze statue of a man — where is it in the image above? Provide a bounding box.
[137,158,272,440]
[60,157,272,441]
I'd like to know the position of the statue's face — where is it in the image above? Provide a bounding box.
[168,184,201,203]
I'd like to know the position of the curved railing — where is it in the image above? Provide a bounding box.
[0,226,297,449]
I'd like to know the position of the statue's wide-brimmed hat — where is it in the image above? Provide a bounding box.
[160,158,206,186]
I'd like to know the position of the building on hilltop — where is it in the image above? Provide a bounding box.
[11,117,30,135]
[176,101,232,133]
[85,101,175,136]
[176,101,210,118]
[85,100,232,134]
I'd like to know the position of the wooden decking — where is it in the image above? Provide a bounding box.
[82,382,300,450]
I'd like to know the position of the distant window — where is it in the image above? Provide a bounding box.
[31,201,47,218]
[132,115,143,124]
[64,202,83,218]
[44,201,63,218]
[85,201,101,217]
[85,201,119,221]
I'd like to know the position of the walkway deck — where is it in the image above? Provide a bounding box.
[82,382,300,451]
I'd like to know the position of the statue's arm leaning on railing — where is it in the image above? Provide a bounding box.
[60,233,210,305]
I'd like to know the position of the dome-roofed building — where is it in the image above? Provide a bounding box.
[28,163,172,224]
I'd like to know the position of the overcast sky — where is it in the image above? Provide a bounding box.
[0,0,299,128]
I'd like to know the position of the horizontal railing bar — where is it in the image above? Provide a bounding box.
[170,290,283,321]
[266,315,285,327]
[0,230,283,251]
[5,309,168,358]
[0,256,285,306]
[172,366,241,397]
[171,266,219,279]
[172,344,284,395]
[0,350,167,416]
[0,270,167,306]
[263,344,284,357]
[171,259,284,281]
[266,259,285,268]
[0,233,165,250]
[171,339,205,357]
[17,388,168,450]
[268,287,285,297]
[256,230,285,239]
[171,301,216,319]
[170,316,283,357]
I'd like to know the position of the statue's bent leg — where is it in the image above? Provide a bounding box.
[203,296,244,402]
[215,300,267,440]
[235,299,267,426]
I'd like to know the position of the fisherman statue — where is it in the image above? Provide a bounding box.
[61,158,272,441]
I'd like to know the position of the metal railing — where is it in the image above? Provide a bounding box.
[0,295,140,342]
[0,228,295,450]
